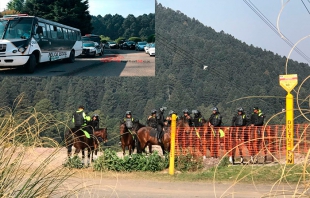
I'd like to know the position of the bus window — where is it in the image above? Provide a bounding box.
[68,29,73,40]
[77,31,81,40]
[36,22,47,38]
[50,25,57,39]
[57,26,63,39]
[45,23,51,38]
[63,28,68,40]
[72,30,77,40]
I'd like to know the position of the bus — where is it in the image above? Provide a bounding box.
[0,14,83,73]
[82,34,104,53]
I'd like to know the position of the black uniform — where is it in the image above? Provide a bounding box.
[156,111,165,141]
[147,115,158,128]
[208,112,222,127]
[231,113,247,127]
[250,110,265,126]
[193,113,204,127]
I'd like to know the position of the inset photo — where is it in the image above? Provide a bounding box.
[0,0,155,76]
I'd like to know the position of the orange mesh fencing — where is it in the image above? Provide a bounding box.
[174,124,310,159]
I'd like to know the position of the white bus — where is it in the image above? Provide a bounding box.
[0,14,83,73]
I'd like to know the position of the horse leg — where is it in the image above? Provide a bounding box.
[128,144,132,155]
[67,145,72,159]
[87,148,91,166]
[122,143,126,156]
[148,143,152,154]
[81,149,85,166]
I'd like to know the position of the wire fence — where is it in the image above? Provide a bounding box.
[175,124,310,160]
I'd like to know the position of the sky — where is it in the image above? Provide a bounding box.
[157,0,310,64]
[0,0,155,17]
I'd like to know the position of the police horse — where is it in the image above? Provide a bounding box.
[119,119,143,155]
[136,122,173,155]
[65,125,108,166]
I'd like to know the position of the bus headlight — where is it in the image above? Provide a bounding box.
[12,50,17,53]
[18,47,25,53]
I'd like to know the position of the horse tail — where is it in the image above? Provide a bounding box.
[136,133,142,154]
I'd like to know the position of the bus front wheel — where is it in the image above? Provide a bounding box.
[66,50,75,63]
[24,54,37,73]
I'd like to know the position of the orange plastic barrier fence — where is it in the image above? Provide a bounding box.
[175,124,310,159]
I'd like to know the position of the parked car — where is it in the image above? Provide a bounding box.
[118,39,126,49]
[148,43,155,56]
[144,43,152,54]
[135,41,147,51]
[121,41,136,50]
[81,41,103,57]
[108,41,118,49]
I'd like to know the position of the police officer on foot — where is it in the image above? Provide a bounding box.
[230,107,248,164]
[182,109,193,126]
[208,107,222,127]
[250,107,265,163]
[192,110,204,127]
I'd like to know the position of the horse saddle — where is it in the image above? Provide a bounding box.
[149,128,157,138]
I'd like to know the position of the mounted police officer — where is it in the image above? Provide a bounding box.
[124,111,134,130]
[181,109,193,126]
[192,110,204,127]
[156,107,166,143]
[166,110,178,127]
[147,109,158,128]
[72,105,92,134]
[90,114,100,130]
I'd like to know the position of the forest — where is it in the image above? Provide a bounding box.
[0,2,309,146]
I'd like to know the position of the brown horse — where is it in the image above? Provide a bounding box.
[65,126,107,165]
[136,124,171,155]
[93,127,108,157]
[65,126,94,166]
[119,120,143,155]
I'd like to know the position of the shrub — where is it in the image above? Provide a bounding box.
[93,149,169,172]
[175,151,204,172]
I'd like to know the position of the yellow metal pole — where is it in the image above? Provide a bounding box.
[169,114,176,175]
[286,93,294,164]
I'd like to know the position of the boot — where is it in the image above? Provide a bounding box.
[229,156,234,164]
[158,136,162,143]
[240,156,244,164]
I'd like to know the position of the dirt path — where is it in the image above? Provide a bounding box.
[20,147,307,198]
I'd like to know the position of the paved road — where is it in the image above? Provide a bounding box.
[0,49,155,76]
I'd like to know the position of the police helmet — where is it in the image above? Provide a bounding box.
[192,110,198,114]
[212,107,218,112]
[237,107,244,112]
[151,109,157,114]
[159,107,167,112]
[183,109,190,114]
[78,105,85,109]
[93,114,99,117]
[126,111,132,115]
[168,110,175,115]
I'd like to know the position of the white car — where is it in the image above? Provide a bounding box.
[81,41,103,57]
[148,43,155,56]
[144,43,152,54]
[108,41,118,49]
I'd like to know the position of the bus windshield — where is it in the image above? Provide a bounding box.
[1,18,33,39]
